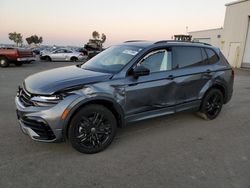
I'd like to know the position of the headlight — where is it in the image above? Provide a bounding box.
[31,95,62,106]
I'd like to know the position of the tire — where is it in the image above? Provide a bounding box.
[198,88,224,120]
[45,56,52,62]
[68,104,117,154]
[0,57,9,67]
[14,62,23,66]
[70,57,78,62]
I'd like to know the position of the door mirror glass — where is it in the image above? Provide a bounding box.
[132,66,150,78]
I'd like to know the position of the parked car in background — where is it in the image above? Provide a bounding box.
[40,48,86,62]
[40,47,56,56]
[0,47,35,67]
[32,47,46,55]
[15,40,234,153]
[75,47,88,56]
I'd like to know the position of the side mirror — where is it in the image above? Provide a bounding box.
[132,66,150,78]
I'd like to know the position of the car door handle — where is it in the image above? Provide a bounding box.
[203,69,212,77]
[206,69,212,74]
[166,75,174,80]
[203,69,212,75]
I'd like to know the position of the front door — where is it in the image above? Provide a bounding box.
[50,49,65,61]
[124,49,176,116]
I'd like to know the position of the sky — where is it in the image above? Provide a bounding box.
[0,0,233,47]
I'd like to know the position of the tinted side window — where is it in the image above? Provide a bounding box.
[141,52,164,73]
[64,50,72,53]
[201,48,207,61]
[205,49,219,64]
[55,49,64,53]
[139,50,171,73]
[172,47,204,68]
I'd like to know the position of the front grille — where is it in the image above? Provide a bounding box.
[19,88,34,107]
[21,117,56,140]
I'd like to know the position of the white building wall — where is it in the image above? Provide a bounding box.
[189,28,223,48]
[189,0,250,68]
[243,21,250,66]
[222,0,250,68]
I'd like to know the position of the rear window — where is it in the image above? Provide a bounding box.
[172,47,205,68]
[205,48,219,64]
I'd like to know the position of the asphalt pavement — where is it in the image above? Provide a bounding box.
[0,61,250,188]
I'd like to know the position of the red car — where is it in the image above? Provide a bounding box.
[0,47,35,67]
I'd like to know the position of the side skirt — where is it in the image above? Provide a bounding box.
[125,100,201,123]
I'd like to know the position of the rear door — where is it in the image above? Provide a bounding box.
[171,46,213,105]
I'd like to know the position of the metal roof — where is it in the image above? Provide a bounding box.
[189,27,223,34]
[225,0,249,6]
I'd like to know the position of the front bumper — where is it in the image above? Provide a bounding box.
[17,57,36,62]
[15,94,80,142]
[18,117,57,142]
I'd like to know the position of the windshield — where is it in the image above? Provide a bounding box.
[81,45,143,73]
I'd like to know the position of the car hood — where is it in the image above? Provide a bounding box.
[24,66,112,95]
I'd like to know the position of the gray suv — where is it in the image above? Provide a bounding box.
[15,41,234,153]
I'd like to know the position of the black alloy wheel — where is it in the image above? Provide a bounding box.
[199,88,224,120]
[69,104,117,154]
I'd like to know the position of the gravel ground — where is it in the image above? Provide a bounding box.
[0,61,250,188]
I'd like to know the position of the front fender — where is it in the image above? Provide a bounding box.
[61,95,125,139]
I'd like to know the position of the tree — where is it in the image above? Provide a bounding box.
[8,32,23,47]
[101,33,106,44]
[26,35,43,45]
[92,31,100,40]
[86,31,107,50]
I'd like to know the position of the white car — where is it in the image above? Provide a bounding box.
[40,48,86,62]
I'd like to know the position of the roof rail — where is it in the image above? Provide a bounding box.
[124,40,147,43]
[192,41,212,46]
[154,40,179,44]
[154,40,211,46]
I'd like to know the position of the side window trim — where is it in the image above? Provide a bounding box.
[137,49,166,66]
[204,48,220,65]
[136,49,172,74]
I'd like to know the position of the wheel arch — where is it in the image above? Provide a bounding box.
[0,55,8,59]
[43,55,52,61]
[70,56,78,61]
[62,97,125,139]
[203,82,227,103]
